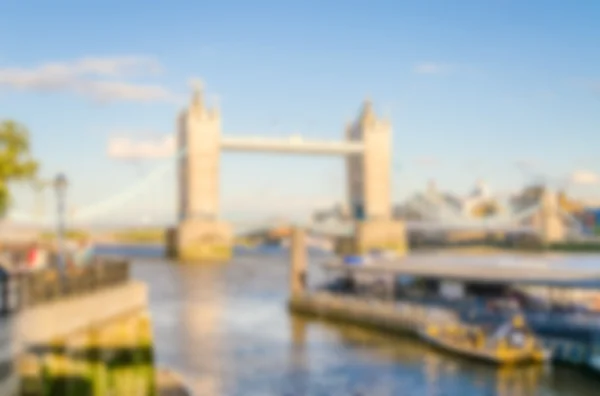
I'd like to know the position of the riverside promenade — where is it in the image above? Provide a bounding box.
[0,255,189,395]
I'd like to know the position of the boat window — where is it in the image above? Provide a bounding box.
[465,283,507,298]
[490,321,512,341]
[440,281,465,300]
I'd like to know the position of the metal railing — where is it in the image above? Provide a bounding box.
[0,258,130,315]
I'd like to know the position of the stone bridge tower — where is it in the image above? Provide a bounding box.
[337,100,407,256]
[538,189,565,244]
[167,84,232,261]
[346,100,392,220]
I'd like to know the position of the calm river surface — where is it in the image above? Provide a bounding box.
[101,246,600,395]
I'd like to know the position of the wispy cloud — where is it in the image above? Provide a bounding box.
[0,56,178,103]
[413,62,453,75]
[107,134,176,158]
[414,156,439,167]
[569,170,599,185]
[80,81,176,104]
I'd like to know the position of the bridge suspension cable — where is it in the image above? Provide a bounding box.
[74,150,184,222]
[9,148,185,224]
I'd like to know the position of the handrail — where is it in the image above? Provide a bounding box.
[0,258,130,315]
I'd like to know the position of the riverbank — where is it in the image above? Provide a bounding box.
[98,228,166,245]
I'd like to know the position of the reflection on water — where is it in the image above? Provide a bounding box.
[18,311,155,396]
[122,249,600,395]
[179,265,224,395]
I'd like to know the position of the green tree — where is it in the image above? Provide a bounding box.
[0,121,39,215]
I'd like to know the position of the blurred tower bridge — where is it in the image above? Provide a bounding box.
[166,83,405,260]
[6,83,581,255]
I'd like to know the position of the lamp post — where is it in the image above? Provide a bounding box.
[54,173,68,273]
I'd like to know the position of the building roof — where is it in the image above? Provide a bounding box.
[323,254,600,288]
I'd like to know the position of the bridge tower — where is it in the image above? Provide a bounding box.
[346,100,391,219]
[337,100,407,256]
[538,189,565,244]
[167,84,232,261]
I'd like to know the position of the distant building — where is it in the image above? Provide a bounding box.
[510,184,545,212]
[313,203,351,223]
[396,179,500,221]
[510,184,585,215]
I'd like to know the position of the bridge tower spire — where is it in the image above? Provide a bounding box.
[190,79,204,113]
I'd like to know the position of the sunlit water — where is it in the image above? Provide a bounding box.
[99,245,600,396]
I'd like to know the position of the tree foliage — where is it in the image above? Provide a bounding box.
[0,121,39,216]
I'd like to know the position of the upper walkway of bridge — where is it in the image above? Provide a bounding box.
[220,135,364,155]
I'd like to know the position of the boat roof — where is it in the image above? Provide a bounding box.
[323,254,600,288]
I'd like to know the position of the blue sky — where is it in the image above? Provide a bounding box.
[1,0,599,226]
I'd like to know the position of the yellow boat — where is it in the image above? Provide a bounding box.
[418,315,551,365]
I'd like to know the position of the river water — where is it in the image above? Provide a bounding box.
[103,246,600,395]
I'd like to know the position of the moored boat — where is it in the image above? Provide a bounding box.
[321,254,600,365]
[418,315,551,365]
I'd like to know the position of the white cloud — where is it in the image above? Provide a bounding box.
[414,156,438,166]
[413,62,452,75]
[72,56,162,76]
[108,134,176,159]
[569,170,599,185]
[0,56,178,103]
[80,81,176,104]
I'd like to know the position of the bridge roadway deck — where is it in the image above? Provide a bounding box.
[323,255,600,286]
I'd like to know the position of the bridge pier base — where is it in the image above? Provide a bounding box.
[335,219,408,256]
[167,220,233,262]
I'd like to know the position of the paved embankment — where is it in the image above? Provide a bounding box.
[290,292,600,368]
[289,292,456,335]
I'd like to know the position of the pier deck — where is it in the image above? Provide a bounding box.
[323,255,600,286]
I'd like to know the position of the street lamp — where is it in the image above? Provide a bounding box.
[54,173,68,272]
